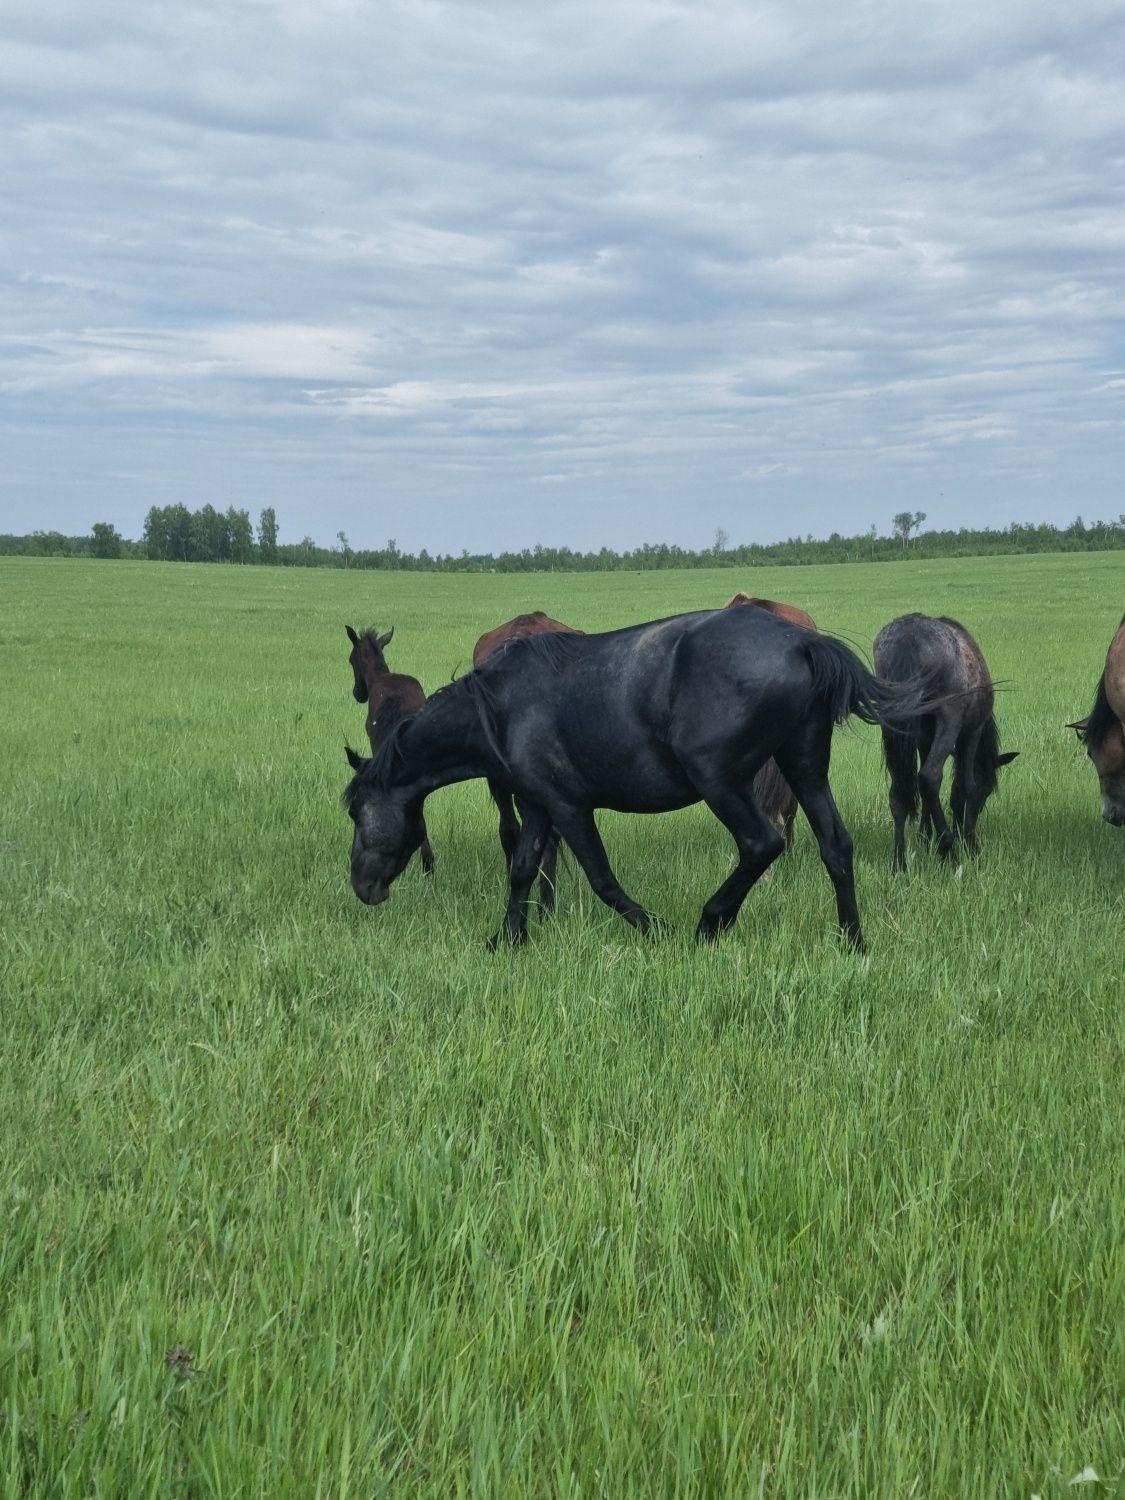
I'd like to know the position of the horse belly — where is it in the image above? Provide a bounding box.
[551,723,696,812]
[598,761,697,813]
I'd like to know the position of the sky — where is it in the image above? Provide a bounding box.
[2,0,1125,555]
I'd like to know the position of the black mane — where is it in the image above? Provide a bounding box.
[489,629,583,672]
[974,714,1004,798]
[342,669,510,813]
[342,716,412,812]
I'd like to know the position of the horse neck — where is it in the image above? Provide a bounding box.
[394,683,497,794]
[356,644,387,693]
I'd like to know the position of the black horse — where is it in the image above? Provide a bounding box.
[873,613,1018,872]
[343,608,936,949]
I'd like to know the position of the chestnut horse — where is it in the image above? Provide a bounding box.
[1068,613,1125,825]
[345,625,434,873]
[724,593,818,846]
[473,612,583,909]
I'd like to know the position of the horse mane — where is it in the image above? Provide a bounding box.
[342,716,412,811]
[497,630,583,671]
[343,668,512,813]
[1080,613,1125,754]
[1083,674,1118,754]
[457,670,511,773]
[974,714,1004,797]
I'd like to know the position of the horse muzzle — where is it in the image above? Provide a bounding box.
[351,875,390,906]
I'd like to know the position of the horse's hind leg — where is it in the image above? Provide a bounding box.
[490,780,521,870]
[549,806,657,934]
[775,729,863,948]
[489,802,552,947]
[882,725,916,874]
[695,789,786,941]
[418,829,435,876]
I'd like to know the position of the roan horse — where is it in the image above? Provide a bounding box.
[344,607,936,950]
[724,593,818,847]
[473,611,583,911]
[1068,613,1125,826]
[345,625,434,874]
[873,613,1018,872]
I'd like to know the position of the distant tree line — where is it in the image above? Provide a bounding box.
[3,506,1125,571]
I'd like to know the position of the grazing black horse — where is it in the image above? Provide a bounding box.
[343,608,935,949]
[873,613,1018,872]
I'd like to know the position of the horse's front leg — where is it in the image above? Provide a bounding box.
[488,802,552,948]
[550,806,657,934]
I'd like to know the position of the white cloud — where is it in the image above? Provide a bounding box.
[2,0,1124,548]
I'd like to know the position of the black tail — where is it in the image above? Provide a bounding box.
[882,713,921,819]
[802,634,939,730]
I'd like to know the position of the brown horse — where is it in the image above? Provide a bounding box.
[474,612,584,909]
[345,625,434,873]
[724,593,817,632]
[724,593,818,846]
[1068,614,1125,826]
[473,611,582,668]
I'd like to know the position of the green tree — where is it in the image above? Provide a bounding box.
[27,530,71,556]
[227,506,253,563]
[257,507,278,565]
[90,522,122,559]
[143,507,168,560]
[892,510,927,547]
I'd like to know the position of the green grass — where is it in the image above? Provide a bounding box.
[1,552,1123,1498]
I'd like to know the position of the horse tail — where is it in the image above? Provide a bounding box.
[752,758,798,842]
[802,634,938,730]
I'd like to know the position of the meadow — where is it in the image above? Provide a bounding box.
[1,551,1122,1498]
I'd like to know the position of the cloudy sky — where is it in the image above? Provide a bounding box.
[3,0,1124,553]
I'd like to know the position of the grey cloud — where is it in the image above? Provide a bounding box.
[2,0,1124,550]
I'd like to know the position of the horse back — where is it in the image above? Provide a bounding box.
[473,612,583,668]
[369,672,427,715]
[725,593,816,631]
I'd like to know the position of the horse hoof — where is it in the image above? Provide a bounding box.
[485,929,528,951]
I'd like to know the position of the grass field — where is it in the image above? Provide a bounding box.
[1,551,1123,1498]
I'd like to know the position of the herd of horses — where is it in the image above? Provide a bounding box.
[342,598,1125,950]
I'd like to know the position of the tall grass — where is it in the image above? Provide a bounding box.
[1,553,1122,1496]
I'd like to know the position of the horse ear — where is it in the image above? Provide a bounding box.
[1066,718,1089,740]
[376,626,394,650]
[996,750,1019,766]
[345,744,368,771]
[345,625,359,645]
